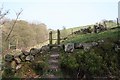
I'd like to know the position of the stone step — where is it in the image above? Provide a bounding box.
[45,74,58,78]
[46,50,61,78]
[49,65,59,70]
[50,54,59,58]
[49,60,59,63]
[49,64,59,68]
[49,60,59,65]
[49,57,59,60]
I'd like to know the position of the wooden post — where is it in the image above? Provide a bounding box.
[117,18,120,40]
[57,29,60,45]
[117,18,119,27]
[49,31,52,45]
[93,25,97,33]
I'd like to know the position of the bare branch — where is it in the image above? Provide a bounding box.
[0,4,9,25]
[5,9,23,41]
[0,10,9,20]
[0,4,10,20]
[0,3,4,15]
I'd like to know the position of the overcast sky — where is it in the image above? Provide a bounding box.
[0,0,119,30]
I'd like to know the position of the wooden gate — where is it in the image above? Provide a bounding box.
[49,29,60,45]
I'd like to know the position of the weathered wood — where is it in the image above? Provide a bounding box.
[57,29,60,45]
[93,25,97,33]
[49,31,52,45]
[117,18,119,27]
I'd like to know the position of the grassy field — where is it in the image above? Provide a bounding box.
[63,28,120,44]
[51,21,117,40]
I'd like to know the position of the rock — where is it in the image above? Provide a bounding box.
[21,50,30,56]
[41,45,50,53]
[11,61,17,69]
[98,40,104,44]
[83,43,93,52]
[14,57,21,64]
[16,64,22,70]
[84,46,91,52]
[26,55,34,61]
[19,53,26,61]
[65,43,74,53]
[4,54,14,62]
[14,54,21,58]
[30,48,40,56]
[115,44,120,52]
[92,42,99,47]
[58,44,65,50]
[74,43,83,49]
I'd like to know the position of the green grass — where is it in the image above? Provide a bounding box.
[52,21,117,40]
[63,28,120,43]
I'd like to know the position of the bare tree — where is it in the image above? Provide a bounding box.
[0,4,9,25]
[5,9,23,41]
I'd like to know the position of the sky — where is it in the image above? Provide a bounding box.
[0,0,119,30]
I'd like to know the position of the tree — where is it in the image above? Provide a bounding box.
[0,5,9,25]
[5,9,23,41]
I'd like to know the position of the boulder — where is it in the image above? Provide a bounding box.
[14,54,21,58]
[65,43,74,53]
[82,43,93,52]
[84,46,91,52]
[74,43,83,49]
[21,50,30,56]
[14,57,21,64]
[115,44,120,52]
[16,64,22,70]
[4,54,14,62]
[11,61,17,69]
[92,42,99,47]
[25,55,34,61]
[41,45,50,53]
[19,53,26,61]
[30,48,40,56]
[98,40,104,44]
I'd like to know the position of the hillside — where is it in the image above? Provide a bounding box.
[2,20,120,79]
[59,27,120,78]
[59,20,117,38]
[63,28,120,43]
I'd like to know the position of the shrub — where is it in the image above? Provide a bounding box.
[60,53,79,77]
[31,61,46,75]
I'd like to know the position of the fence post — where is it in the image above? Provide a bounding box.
[117,18,119,27]
[49,31,52,45]
[93,25,97,33]
[57,29,60,45]
[117,18,120,40]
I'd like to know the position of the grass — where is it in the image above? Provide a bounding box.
[51,21,117,40]
[63,28,120,43]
